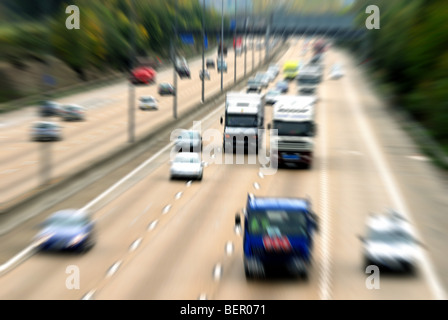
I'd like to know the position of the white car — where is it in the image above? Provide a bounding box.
[267,66,279,78]
[329,64,344,79]
[139,96,158,110]
[30,121,62,142]
[170,152,204,181]
[174,129,202,152]
[60,104,86,121]
[359,209,421,273]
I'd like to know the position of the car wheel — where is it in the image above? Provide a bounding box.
[300,271,309,281]
[245,266,255,281]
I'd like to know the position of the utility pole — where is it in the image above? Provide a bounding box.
[128,0,136,143]
[244,0,248,77]
[201,0,205,103]
[220,0,224,92]
[172,0,179,119]
[252,19,255,72]
[233,0,237,84]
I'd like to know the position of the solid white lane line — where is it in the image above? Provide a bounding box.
[345,70,447,300]
[0,243,39,276]
[318,80,332,301]
[81,290,96,300]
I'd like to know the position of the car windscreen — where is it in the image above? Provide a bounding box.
[247,210,309,236]
[273,120,313,136]
[45,215,89,227]
[174,156,200,163]
[225,114,258,127]
[298,76,319,84]
[367,228,414,244]
[178,131,200,140]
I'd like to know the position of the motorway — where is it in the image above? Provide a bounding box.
[0,36,269,206]
[0,38,448,300]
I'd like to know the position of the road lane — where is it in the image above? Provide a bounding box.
[0,38,446,300]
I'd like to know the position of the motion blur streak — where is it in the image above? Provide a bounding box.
[344,66,446,300]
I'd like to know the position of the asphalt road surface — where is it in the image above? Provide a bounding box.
[0,38,447,300]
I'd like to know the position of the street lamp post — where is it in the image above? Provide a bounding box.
[244,1,247,76]
[233,0,236,84]
[128,0,136,143]
[201,0,205,103]
[172,0,178,119]
[220,0,224,92]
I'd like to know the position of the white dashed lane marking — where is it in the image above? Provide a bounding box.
[106,261,122,278]
[81,290,96,300]
[147,220,158,231]
[213,263,222,281]
[225,242,234,256]
[162,205,172,214]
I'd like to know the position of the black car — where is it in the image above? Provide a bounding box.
[158,83,175,96]
[175,57,191,79]
[39,101,62,117]
[206,58,215,69]
[176,65,191,79]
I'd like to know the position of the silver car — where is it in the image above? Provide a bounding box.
[359,210,421,273]
[174,130,202,153]
[170,152,204,181]
[139,96,158,110]
[60,104,86,121]
[31,121,62,141]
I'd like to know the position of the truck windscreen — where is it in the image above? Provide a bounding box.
[226,114,258,128]
[298,77,319,85]
[247,210,308,236]
[273,121,313,136]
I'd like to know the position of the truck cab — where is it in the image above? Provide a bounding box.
[269,96,317,169]
[236,194,319,279]
[220,92,265,154]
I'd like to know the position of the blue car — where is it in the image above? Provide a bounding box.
[275,80,289,93]
[34,209,95,252]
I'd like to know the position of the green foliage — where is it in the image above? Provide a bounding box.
[0,0,220,76]
[351,0,448,151]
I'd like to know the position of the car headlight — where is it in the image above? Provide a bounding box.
[68,234,88,247]
[34,232,54,245]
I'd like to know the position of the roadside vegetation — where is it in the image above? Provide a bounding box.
[342,0,448,166]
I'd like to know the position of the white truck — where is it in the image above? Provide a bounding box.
[220,92,265,154]
[268,96,317,169]
[296,64,322,96]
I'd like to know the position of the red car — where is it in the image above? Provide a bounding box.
[130,66,156,85]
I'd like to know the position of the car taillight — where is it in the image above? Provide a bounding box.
[225,134,230,138]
